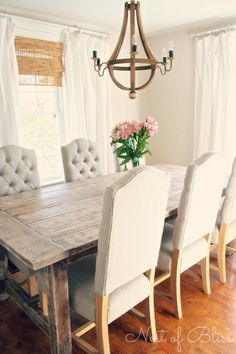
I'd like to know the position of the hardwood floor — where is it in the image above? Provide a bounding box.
[0,252,236,354]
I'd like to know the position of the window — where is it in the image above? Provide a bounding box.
[15,36,64,185]
[19,85,64,185]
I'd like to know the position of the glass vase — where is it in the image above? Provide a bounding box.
[132,157,140,168]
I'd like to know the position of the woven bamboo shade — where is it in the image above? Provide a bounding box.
[15,36,64,87]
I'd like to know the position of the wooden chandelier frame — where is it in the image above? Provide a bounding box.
[92,0,173,99]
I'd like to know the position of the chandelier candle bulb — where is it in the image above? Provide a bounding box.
[92,51,97,58]
[169,41,174,50]
[168,41,174,58]
[132,34,137,45]
[162,48,167,57]
[162,48,167,63]
[132,34,137,52]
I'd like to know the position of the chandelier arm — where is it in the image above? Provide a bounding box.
[157,64,167,76]
[93,61,100,73]
[98,66,108,77]
[93,59,109,74]
[136,1,156,61]
[165,59,173,72]
[109,3,129,61]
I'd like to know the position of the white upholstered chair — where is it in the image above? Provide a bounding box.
[68,166,170,353]
[61,139,102,182]
[156,153,227,319]
[0,145,40,196]
[211,157,236,283]
[0,145,47,312]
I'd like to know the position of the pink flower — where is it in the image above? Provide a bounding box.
[144,116,158,137]
[111,117,158,140]
[111,119,144,140]
[131,119,144,134]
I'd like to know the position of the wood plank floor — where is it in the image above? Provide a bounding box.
[0,252,236,354]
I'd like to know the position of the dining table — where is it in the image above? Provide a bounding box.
[0,164,186,354]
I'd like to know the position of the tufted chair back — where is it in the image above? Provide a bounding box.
[61,139,102,182]
[0,145,40,197]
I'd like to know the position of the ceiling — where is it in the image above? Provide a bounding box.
[1,0,236,34]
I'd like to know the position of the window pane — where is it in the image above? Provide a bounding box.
[19,84,64,185]
[40,114,59,136]
[39,156,63,183]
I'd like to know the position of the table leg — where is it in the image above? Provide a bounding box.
[0,245,10,301]
[45,260,72,354]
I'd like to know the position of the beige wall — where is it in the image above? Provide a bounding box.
[110,82,140,124]
[139,30,195,166]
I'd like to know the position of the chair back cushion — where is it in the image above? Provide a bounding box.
[0,145,40,196]
[61,139,102,182]
[173,153,226,250]
[95,166,170,296]
[221,157,236,224]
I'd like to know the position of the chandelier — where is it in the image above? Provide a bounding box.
[91,0,174,99]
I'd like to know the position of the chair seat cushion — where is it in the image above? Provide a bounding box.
[158,223,209,273]
[68,254,150,324]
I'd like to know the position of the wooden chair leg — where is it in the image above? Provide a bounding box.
[200,257,211,295]
[200,234,211,295]
[143,268,157,342]
[96,295,110,354]
[171,249,182,319]
[218,224,228,284]
[27,275,38,297]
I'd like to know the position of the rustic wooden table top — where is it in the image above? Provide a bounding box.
[0,164,186,271]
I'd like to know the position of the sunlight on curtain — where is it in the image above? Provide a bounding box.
[62,31,114,174]
[0,18,20,146]
[194,30,236,169]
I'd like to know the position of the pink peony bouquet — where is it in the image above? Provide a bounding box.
[111,117,158,169]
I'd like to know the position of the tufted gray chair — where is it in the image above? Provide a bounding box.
[61,139,102,182]
[0,145,42,298]
[0,145,40,196]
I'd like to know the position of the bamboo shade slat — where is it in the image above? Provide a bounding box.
[15,36,64,87]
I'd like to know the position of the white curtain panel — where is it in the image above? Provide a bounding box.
[62,31,114,174]
[194,30,236,169]
[0,18,20,146]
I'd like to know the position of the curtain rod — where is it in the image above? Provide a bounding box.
[191,24,236,38]
[0,10,109,39]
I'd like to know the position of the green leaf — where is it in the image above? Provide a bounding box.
[120,156,131,165]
